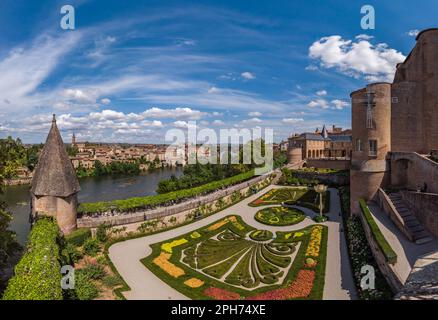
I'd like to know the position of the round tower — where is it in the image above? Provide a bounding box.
[287,136,303,164]
[30,115,81,234]
[350,83,391,214]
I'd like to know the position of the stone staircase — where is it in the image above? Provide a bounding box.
[388,193,433,244]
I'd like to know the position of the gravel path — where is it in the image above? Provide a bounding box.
[108,185,357,300]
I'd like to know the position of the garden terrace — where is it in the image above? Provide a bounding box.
[254,207,306,226]
[78,170,255,215]
[249,187,330,213]
[142,215,328,300]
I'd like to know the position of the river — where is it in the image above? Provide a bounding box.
[0,167,183,245]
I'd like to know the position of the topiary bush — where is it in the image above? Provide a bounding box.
[2,217,63,300]
[66,228,91,246]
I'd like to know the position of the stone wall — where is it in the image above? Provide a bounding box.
[401,191,438,238]
[390,152,438,193]
[376,188,413,241]
[358,208,403,293]
[306,159,351,170]
[289,170,349,186]
[77,173,272,228]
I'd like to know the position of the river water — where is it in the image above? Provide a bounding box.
[0,167,183,245]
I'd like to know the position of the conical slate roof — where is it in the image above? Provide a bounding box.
[31,115,80,197]
[321,125,328,139]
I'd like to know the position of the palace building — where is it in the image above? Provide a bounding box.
[287,125,352,163]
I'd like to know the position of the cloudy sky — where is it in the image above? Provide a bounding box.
[0,0,435,143]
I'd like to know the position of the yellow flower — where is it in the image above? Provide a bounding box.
[153,252,185,278]
[184,278,204,288]
[305,226,323,257]
[190,231,201,239]
[207,216,241,231]
[161,238,188,253]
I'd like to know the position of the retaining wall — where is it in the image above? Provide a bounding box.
[77,173,272,228]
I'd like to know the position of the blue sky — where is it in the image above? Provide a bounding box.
[0,0,436,143]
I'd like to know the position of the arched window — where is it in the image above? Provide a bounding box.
[308,150,311,158]
[356,139,362,152]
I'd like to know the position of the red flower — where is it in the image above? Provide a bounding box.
[247,270,315,300]
[204,287,241,300]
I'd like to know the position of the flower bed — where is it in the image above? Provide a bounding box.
[254,206,306,226]
[142,215,328,300]
[249,230,273,241]
[250,187,330,213]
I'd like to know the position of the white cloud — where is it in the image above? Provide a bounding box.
[309,35,406,82]
[248,111,262,117]
[282,118,304,124]
[241,71,255,80]
[142,107,206,120]
[316,90,327,96]
[101,98,111,105]
[63,88,99,104]
[0,33,80,113]
[208,86,221,94]
[305,65,318,71]
[307,99,329,109]
[212,119,225,126]
[173,120,198,129]
[407,29,420,37]
[356,34,374,40]
[242,117,262,124]
[331,99,349,110]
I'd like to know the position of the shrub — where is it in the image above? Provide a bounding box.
[83,238,101,257]
[359,199,397,265]
[96,223,111,243]
[2,218,62,300]
[66,228,91,246]
[80,263,106,280]
[74,270,99,300]
[63,242,83,264]
[313,215,328,223]
[102,275,124,288]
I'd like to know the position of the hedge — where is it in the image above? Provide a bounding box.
[78,170,255,214]
[65,228,91,246]
[2,218,63,300]
[359,199,397,265]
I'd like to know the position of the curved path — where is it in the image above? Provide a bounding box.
[108,185,357,300]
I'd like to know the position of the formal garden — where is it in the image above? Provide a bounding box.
[248,187,330,213]
[142,215,328,300]
[254,207,306,226]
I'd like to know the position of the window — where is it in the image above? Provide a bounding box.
[369,140,377,156]
[356,139,362,152]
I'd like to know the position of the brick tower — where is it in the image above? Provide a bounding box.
[30,115,81,234]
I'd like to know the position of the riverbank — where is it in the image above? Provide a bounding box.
[0,167,184,245]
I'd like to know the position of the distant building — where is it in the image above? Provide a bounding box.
[287,124,352,163]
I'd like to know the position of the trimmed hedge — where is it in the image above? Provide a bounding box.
[359,199,397,265]
[78,170,255,214]
[65,228,91,246]
[2,218,63,300]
